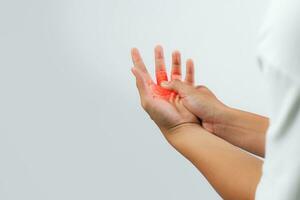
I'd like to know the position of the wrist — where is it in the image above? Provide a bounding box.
[163,122,203,148]
[207,105,237,134]
[221,106,240,126]
[204,105,250,137]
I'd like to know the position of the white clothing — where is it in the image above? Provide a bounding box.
[256,0,300,199]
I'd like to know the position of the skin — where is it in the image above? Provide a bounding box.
[131,46,199,134]
[131,45,265,199]
[161,76,269,157]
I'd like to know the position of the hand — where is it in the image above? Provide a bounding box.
[130,45,199,136]
[161,60,269,157]
[160,63,229,134]
[131,47,263,200]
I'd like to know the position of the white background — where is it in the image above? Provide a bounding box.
[0,0,269,199]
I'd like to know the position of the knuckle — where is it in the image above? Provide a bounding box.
[195,85,207,90]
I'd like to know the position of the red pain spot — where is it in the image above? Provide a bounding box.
[156,70,168,85]
[151,84,177,100]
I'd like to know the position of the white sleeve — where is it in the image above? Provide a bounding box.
[255,65,300,200]
[255,0,300,199]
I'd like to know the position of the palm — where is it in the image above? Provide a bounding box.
[131,46,199,131]
[143,74,196,130]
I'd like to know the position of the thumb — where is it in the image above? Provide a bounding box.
[131,67,149,97]
[160,79,192,96]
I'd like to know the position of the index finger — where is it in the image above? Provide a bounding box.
[131,48,149,74]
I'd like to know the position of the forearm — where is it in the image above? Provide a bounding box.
[165,123,263,200]
[213,107,269,157]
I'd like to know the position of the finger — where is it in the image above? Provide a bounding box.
[185,58,195,85]
[131,48,149,75]
[195,85,210,92]
[174,94,180,107]
[155,45,168,85]
[161,79,193,97]
[174,94,189,115]
[131,67,150,98]
[172,94,180,112]
[169,92,175,104]
[195,85,204,90]
[171,50,182,80]
[175,95,185,112]
[195,85,217,98]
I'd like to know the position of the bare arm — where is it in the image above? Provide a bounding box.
[212,107,269,157]
[162,79,269,157]
[166,123,263,200]
[131,46,263,199]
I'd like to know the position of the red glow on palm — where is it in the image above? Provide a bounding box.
[151,84,175,99]
[151,70,176,99]
[131,46,189,100]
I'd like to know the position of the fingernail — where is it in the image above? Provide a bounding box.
[160,81,168,87]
